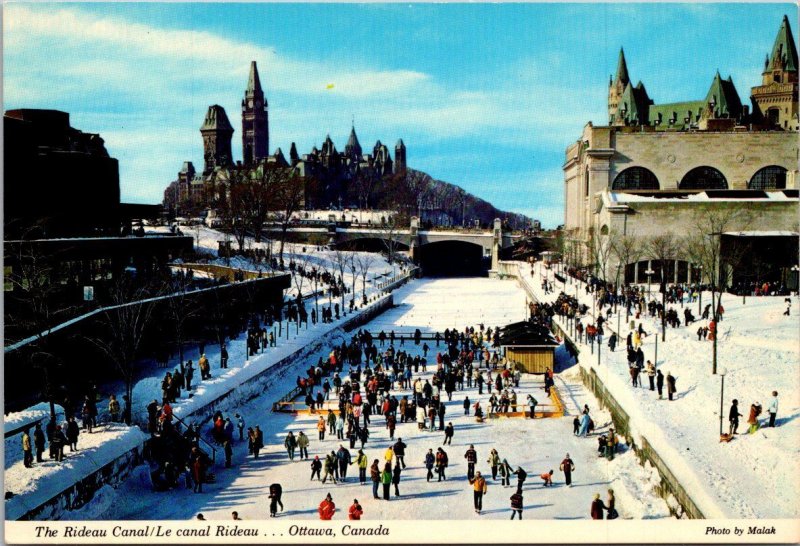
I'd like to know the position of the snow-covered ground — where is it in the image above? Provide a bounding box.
[523,261,800,519]
[82,277,670,521]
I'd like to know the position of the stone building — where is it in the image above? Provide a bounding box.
[164,61,406,214]
[563,15,799,288]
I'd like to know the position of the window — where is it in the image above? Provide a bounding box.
[679,167,728,190]
[749,166,787,190]
[612,167,660,190]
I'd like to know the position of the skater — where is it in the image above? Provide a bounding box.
[656,370,664,399]
[425,449,435,482]
[573,416,580,435]
[464,444,477,480]
[318,493,336,520]
[748,402,762,434]
[513,466,527,493]
[591,493,606,520]
[444,422,454,445]
[606,489,619,519]
[220,344,228,369]
[348,499,363,520]
[337,445,352,482]
[499,458,513,487]
[436,447,448,481]
[487,449,500,480]
[317,415,326,441]
[393,438,407,469]
[311,456,322,481]
[527,394,537,419]
[322,451,337,484]
[560,453,575,486]
[268,483,283,517]
[381,463,392,500]
[370,459,381,499]
[666,372,676,401]
[469,471,488,514]
[510,490,524,520]
[463,397,471,416]
[392,463,402,496]
[298,431,309,459]
[728,399,743,435]
[284,431,297,461]
[356,449,368,484]
[767,391,779,427]
[539,469,554,487]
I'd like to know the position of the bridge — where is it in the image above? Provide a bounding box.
[262,218,517,276]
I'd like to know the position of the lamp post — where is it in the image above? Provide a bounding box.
[718,366,727,436]
[697,265,704,316]
[645,268,655,300]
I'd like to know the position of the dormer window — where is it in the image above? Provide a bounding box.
[774,72,782,83]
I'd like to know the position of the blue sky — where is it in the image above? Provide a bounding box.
[4,3,796,227]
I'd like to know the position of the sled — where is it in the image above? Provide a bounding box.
[719,433,734,443]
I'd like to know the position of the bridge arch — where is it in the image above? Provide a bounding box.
[417,239,489,277]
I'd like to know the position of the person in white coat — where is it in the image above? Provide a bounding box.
[767,391,779,427]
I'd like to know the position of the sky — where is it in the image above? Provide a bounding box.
[3,3,796,228]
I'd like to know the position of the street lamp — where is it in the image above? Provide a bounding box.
[645,268,655,300]
[718,366,727,436]
[697,265,704,316]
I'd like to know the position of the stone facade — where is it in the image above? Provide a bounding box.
[563,15,800,285]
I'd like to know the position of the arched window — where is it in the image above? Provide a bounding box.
[600,225,609,236]
[679,167,728,190]
[748,166,787,190]
[612,167,660,190]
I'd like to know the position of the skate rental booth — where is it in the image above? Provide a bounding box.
[498,320,559,373]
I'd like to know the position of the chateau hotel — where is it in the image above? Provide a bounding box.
[563,15,799,288]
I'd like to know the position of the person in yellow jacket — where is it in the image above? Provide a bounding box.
[22,428,33,468]
[317,416,326,441]
[469,471,488,514]
[384,446,394,464]
[356,449,369,485]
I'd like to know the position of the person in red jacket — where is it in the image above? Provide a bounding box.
[590,493,606,520]
[318,493,336,520]
[348,499,363,520]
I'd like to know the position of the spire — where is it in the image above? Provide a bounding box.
[768,15,798,73]
[704,71,742,118]
[246,61,263,96]
[200,105,234,132]
[395,138,405,149]
[615,48,630,86]
[345,125,362,157]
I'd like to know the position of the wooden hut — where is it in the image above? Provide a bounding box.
[499,320,559,374]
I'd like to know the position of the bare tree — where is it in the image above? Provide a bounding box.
[609,232,644,317]
[645,233,679,341]
[355,253,376,305]
[346,251,359,308]
[378,211,409,266]
[686,208,753,374]
[217,168,251,253]
[332,249,350,313]
[273,171,306,262]
[166,269,201,369]
[89,276,160,425]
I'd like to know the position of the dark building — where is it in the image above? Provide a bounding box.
[4,109,122,239]
[242,60,269,166]
[200,104,235,175]
[4,109,194,340]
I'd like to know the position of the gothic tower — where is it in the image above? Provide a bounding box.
[394,138,406,174]
[200,105,234,175]
[242,61,269,165]
[750,15,799,130]
[608,48,630,125]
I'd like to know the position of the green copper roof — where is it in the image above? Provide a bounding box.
[768,15,798,73]
[200,105,234,132]
[704,71,742,119]
[648,100,705,129]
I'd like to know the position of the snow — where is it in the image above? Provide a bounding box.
[75,277,670,521]
[522,261,800,519]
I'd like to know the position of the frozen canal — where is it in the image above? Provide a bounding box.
[98,277,669,521]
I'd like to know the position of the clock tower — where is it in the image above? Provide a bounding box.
[242,61,269,165]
